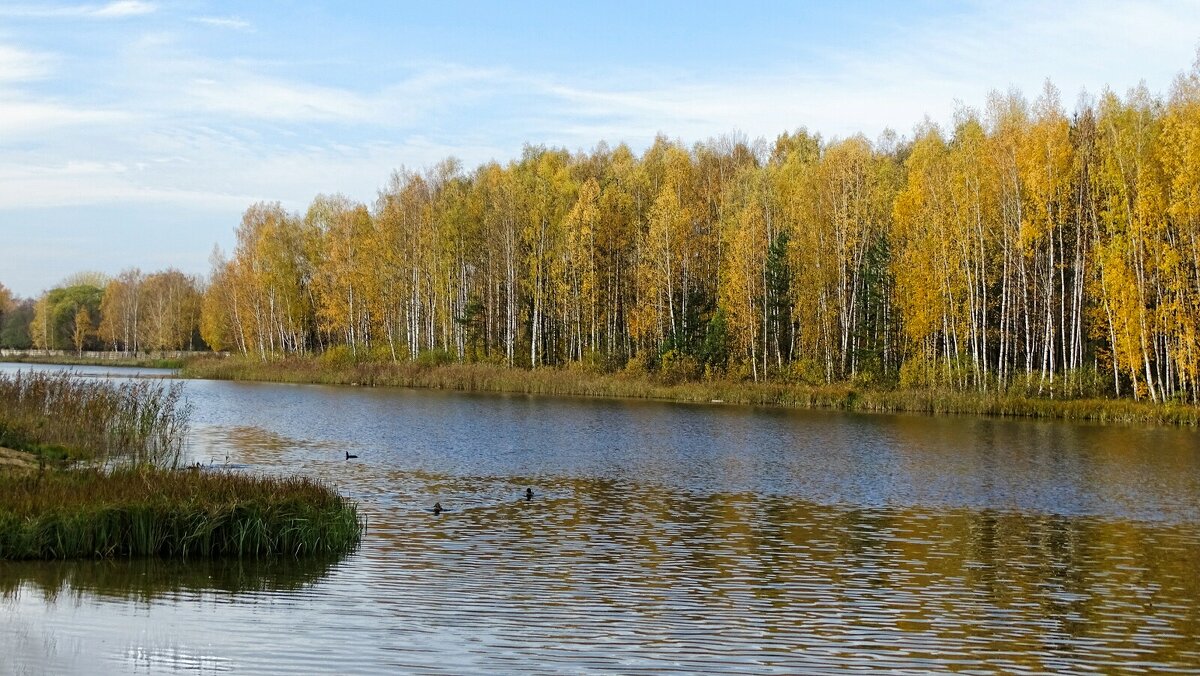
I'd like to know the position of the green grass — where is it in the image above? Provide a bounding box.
[0,468,363,560]
[182,354,1200,426]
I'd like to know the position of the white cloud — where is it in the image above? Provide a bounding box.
[92,1,155,18]
[190,16,252,32]
[186,74,373,122]
[0,45,54,82]
[0,1,155,19]
[0,160,256,210]
[513,0,1200,145]
[0,100,128,137]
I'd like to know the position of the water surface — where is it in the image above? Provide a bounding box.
[2,363,1198,673]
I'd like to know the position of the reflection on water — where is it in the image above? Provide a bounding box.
[0,556,349,675]
[0,555,345,603]
[353,476,1200,674]
[1,362,1199,673]
[3,476,1197,674]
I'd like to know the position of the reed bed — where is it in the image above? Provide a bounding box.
[0,469,363,560]
[0,370,363,560]
[0,370,190,467]
[183,355,1200,426]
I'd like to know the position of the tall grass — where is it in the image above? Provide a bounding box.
[0,370,190,467]
[0,469,363,560]
[0,370,363,560]
[183,355,1200,426]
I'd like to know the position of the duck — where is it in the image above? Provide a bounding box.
[525,487,534,501]
[432,502,443,515]
[345,451,358,460]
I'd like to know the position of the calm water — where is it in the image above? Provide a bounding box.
[2,363,1199,674]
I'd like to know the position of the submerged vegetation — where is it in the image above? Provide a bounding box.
[0,371,363,560]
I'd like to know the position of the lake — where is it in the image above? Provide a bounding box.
[2,362,1198,673]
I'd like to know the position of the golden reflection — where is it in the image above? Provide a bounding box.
[359,473,1200,670]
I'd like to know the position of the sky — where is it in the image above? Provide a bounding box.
[1,0,1199,298]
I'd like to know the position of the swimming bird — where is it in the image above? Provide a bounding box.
[345,451,358,460]
[525,487,533,501]
[433,502,443,515]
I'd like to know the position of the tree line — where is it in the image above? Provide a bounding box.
[0,271,202,354]
[4,66,1200,402]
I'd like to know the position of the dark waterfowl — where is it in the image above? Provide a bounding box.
[345,451,358,460]
[432,502,443,515]
[525,488,533,501]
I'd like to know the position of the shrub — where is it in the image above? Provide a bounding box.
[415,347,457,367]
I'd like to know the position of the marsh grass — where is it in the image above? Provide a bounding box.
[183,355,1200,426]
[0,469,363,560]
[0,370,363,560]
[0,370,190,467]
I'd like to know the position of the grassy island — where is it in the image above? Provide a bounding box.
[181,355,1200,426]
[0,370,363,560]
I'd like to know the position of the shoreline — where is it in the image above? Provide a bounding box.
[177,356,1200,426]
[0,353,186,369]
[8,353,1197,425]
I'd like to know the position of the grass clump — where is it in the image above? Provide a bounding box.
[0,469,362,560]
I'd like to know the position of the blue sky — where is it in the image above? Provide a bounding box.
[1,0,1199,297]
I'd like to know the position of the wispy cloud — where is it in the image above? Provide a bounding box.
[168,62,504,126]
[0,1,155,19]
[0,100,129,137]
[186,75,373,122]
[190,16,252,32]
[92,0,154,17]
[508,0,1200,144]
[0,45,54,82]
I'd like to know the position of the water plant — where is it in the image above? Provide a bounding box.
[0,469,363,560]
[0,370,189,467]
[0,370,364,560]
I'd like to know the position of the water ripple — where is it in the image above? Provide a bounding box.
[1,369,1198,673]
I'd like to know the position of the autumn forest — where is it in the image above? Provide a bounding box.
[5,70,1200,404]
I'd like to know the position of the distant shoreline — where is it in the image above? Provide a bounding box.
[0,351,188,369]
[7,352,1196,425]
[174,355,1200,427]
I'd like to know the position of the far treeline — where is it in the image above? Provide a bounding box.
[5,66,1200,404]
[0,271,202,355]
